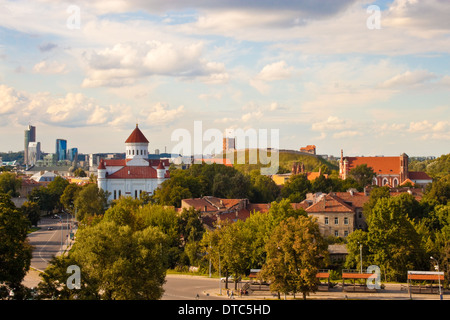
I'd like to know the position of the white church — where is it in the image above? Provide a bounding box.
[97,124,170,201]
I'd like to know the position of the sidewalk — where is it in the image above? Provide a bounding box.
[204,282,447,300]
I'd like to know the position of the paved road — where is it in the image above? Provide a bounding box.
[28,213,74,272]
[162,275,229,300]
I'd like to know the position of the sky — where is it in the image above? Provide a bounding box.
[0,0,449,157]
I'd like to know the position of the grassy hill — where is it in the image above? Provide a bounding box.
[220,149,339,175]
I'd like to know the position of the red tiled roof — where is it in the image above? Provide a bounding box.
[305,195,354,214]
[182,198,217,212]
[247,203,271,213]
[345,156,401,175]
[333,192,369,209]
[104,159,127,166]
[107,166,157,179]
[408,171,432,180]
[125,125,149,143]
[98,160,106,169]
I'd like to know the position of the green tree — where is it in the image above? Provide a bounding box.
[60,183,82,214]
[21,201,41,227]
[249,170,280,203]
[424,174,450,206]
[364,197,426,282]
[0,172,22,197]
[27,186,55,214]
[280,174,312,203]
[349,164,376,190]
[39,221,169,300]
[74,183,109,221]
[73,168,87,177]
[260,216,328,299]
[0,193,33,299]
[47,176,70,211]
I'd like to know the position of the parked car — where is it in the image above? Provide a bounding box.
[48,227,54,230]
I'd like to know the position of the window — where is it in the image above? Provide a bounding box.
[113,190,117,200]
[118,190,121,198]
[334,230,339,237]
[324,217,329,225]
[344,217,349,225]
[344,231,349,237]
[334,217,339,225]
[135,190,138,199]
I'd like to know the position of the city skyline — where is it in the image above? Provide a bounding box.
[0,0,449,157]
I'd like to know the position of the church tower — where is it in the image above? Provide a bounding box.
[125,124,149,164]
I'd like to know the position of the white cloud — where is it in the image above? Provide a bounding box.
[0,85,28,115]
[250,60,293,94]
[380,70,437,88]
[0,84,138,128]
[241,110,263,122]
[33,60,68,74]
[81,41,228,87]
[140,102,185,126]
[311,116,351,132]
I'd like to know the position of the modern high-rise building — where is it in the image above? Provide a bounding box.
[28,142,41,166]
[24,125,36,166]
[56,139,68,161]
[68,147,78,162]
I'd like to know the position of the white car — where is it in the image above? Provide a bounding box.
[220,276,234,282]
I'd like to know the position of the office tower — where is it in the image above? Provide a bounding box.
[24,125,36,165]
[28,142,41,166]
[68,147,78,162]
[56,139,68,161]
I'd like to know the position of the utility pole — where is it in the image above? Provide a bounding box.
[360,243,363,273]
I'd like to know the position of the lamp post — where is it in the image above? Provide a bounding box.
[430,256,443,300]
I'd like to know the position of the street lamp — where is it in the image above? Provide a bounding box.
[430,256,443,300]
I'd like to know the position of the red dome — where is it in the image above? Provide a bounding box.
[125,124,149,143]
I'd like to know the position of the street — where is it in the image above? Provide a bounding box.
[162,275,228,300]
[27,213,74,272]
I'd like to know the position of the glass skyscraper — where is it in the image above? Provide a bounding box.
[68,147,78,162]
[24,125,36,166]
[56,139,67,161]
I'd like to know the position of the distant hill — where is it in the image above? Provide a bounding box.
[219,149,338,175]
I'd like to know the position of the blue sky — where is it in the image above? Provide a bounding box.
[0,0,449,157]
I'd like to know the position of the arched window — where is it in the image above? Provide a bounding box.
[393,178,399,187]
[382,178,388,186]
[373,177,378,186]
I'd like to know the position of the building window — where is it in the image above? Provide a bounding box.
[113,190,117,200]
[334,230,339,237]
[324,217,329,225]
[393,178,399,187]
[344,231,349,237]
[118,190,121,198]
[135,190,138,199]
[344,217,349,225]
[334,217,339,225]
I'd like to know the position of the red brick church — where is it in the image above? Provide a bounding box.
[339,150,432,187]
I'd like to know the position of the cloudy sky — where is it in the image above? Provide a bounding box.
[0,0,449,157]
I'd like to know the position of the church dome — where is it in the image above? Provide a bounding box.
[125,124,149,144]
